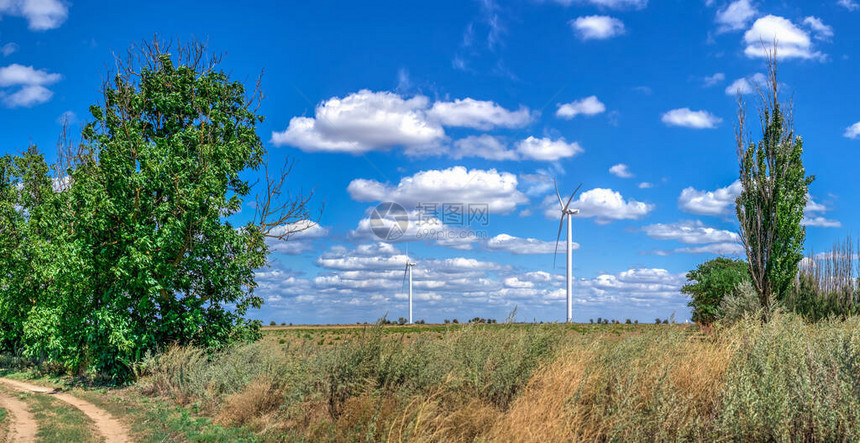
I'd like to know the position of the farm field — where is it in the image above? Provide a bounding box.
[2,314,858,442]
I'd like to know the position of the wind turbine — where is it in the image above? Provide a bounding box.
[554,181,582,323]
[401,248,416,324]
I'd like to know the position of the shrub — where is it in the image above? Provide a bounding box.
[719,280,761,324]
[682,257,751,325]
[715,314,860,440]
[783,237,860,321]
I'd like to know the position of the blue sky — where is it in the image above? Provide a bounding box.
[1,0,859,324]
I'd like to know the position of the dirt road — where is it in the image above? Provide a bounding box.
[0,378,129,443]
[0,388,38,442]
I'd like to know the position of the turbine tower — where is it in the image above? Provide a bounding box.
[402,252,416,324]
[554,181,582,323]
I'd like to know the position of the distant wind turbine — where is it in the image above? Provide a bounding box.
[401,248,416,324]
[554,181,582,323]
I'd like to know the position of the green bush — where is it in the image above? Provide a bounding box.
[682,257,751,325]
[716,314,860,440]
[719,280,762,324]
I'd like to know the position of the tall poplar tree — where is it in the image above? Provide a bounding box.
[735,49,814,320]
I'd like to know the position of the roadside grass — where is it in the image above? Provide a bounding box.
[0,405,7,441]
[72,388,260,443]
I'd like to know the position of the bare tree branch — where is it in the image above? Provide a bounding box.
[253,155,324,240]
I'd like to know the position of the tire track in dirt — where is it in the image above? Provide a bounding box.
[0,378,129,443]
[0,388,38,443]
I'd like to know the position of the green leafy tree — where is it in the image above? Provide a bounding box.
[682,257,751,325]
[735,50,813,320]
[0,147,67,354]
[0,40,316,379]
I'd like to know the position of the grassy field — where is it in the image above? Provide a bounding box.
[2,314,859,442]
[133,313,859,441]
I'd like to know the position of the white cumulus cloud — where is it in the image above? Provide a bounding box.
[0,64,61,87]
[743,15,823,60]
[485,233,579,254]
[556,95,606,119]
[266,221,330,255]
[428,98,534,130]
[801,195,841,228]
[1,84,51,107]
[1,43,18,57]
[516,136,584,161]
[838,0,859,11]
[271,90,533,155]
[643,220,740,244]
[703,72,725,87]
[678,180,742,216]
[451,135,518,161]
[674,242,745,255]
[545,188,653,223]
[570,16,626,40]
[0,0,69,30]
[661,108,722,129]
[845,122,860,139]
[609,163,633,178]
[0,64,61,108]
[271,90,444,154]
[724,73,767,95]
[347,166,528,214]
[802,217,842,228]
[549,0,647,10]
[802,16,833,40]
[715,0,757,33]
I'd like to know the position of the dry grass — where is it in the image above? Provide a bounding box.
[136,316,860,441]
[487,348,593,442]
[215,376,285,428]
[487,330,734,442]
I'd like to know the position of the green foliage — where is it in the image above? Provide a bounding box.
[0,46,272,380]
[735,58,814,317]
[783,271,860,322]
[782,239,860,321]
[716,314,860,440]
[718,280,762,324]
[682,257,751,324]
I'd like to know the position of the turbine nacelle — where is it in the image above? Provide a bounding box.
[553,180,583,267]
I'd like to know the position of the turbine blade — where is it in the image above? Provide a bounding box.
[402,266,408,293]
[554,180,563,209]
[553,216,564,268]
[564,183,583,211]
